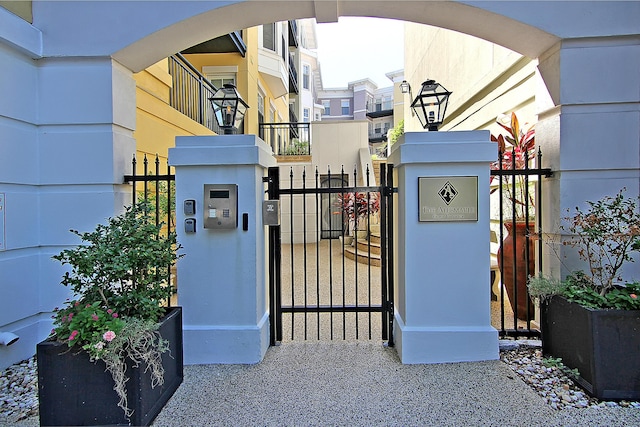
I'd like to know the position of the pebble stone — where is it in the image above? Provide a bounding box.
[499,340,640,411]
[0,357,38,423]
[1,340,639,424]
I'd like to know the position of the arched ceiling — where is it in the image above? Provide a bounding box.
[31,1,640,73]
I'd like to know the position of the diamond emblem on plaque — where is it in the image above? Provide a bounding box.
[438,181,458,205]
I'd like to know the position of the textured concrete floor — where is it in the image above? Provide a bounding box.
[152,341,640,427]
[152,241,640,426]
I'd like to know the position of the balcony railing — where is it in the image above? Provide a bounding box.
[288,20,299,47]
[366,100,394,118]
[259,122,311,156]
[168,53,223,134]
[288,53,299,94]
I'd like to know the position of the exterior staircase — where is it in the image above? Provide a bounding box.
[343,224,382,267]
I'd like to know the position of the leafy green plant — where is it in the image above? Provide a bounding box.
[542,356,580,378]
[529,189,640,310]
[50,202,183,417]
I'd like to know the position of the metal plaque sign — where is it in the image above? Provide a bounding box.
[418,176,478,222]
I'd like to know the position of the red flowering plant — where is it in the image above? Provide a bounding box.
[528,189,640,310]
[490,112,536,220]
[334,192,379,235]
[49,202,181,417]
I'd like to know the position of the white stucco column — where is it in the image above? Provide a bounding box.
[388,131,499,364]
[537,37,640,279]
[169,135,276,364]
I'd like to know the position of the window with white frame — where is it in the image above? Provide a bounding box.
[303,108,310,122]
[209,75,236,89]
[341,100,350,116]
[303,64,310,90]
[322,100,330,115]
[263,23,276,51]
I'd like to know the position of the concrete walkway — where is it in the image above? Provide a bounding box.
[152,341,640,427]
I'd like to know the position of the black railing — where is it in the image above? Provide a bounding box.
[490,148,553,338]
[288,52,299,94]
[366,100,393,118]
[123,154,177,304]
[288,20,299,47]
[259,122,311,156]
[168,53,223,135]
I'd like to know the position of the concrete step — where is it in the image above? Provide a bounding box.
[353,238,381,255]
[344,246,381,267]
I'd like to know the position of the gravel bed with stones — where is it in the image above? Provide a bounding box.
[499,340,640,411]
[2,341,639,424]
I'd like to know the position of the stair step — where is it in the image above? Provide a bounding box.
[369,232,381,245]
[344,246,381,267]
[353,239,381,255]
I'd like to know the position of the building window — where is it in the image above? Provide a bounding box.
[322,100,330,115]
[257,92,265,139]
[315,113,320,121]
[263,23,276,51]
[303,64,310,90]
[341,100,350,116]
[208,75,236,89]
[303,108,310,122]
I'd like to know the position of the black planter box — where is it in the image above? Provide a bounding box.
[541,297,640,400]
[38,307,183,426]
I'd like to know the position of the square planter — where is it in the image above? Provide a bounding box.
[38,306,183,426]
[541,296,640,400]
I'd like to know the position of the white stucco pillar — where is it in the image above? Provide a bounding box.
[537,38,640,279]
[169,135,276,364]
[388,131,499,364]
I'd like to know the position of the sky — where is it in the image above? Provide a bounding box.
[315,17,404,89]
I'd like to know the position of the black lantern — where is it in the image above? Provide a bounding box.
[410,80,451,131]
[209,84,249,135]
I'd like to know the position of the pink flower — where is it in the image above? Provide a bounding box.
[86,304,91,308]
[112,313,118,318]
[74,302,80,307]
[94,342,104,351]
[103,331,116,342]
[107,309,113,314]
[68,330,79,341]
[68,313,73,320]
[631,294,637,300]
[91,314,99,321]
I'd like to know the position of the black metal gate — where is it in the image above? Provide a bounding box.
[266,163,396,346]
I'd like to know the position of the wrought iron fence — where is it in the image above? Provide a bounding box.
[123,155,177,304]
[259,122,311,155]
[491,148,552,338]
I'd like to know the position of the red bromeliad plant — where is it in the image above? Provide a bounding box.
[334,192,379,235]
[490,112,536,221]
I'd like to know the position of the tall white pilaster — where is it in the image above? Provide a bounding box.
[388,131,499,364]
[169,135,276,364]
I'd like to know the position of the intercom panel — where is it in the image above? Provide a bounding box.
[203,184,238,229]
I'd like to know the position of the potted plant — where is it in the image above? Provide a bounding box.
[528,189,640,400]
[37,203,184,426]
[490,112,536,319]
[334,192,379,243]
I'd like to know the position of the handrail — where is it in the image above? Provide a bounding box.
[168,54,223,134]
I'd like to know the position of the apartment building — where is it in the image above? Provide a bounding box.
[317,70,405,156]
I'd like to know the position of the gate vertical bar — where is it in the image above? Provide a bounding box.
[380,163,389,341]
[267,166,282,345]
[387,164,395,347]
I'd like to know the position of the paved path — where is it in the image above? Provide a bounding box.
[152,341,640,427]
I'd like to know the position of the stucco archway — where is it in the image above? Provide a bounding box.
[1,0,638,369]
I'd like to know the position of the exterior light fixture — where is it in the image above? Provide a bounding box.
[209,83,249,135]
[400,80,411,94]
[410,79,451,131]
